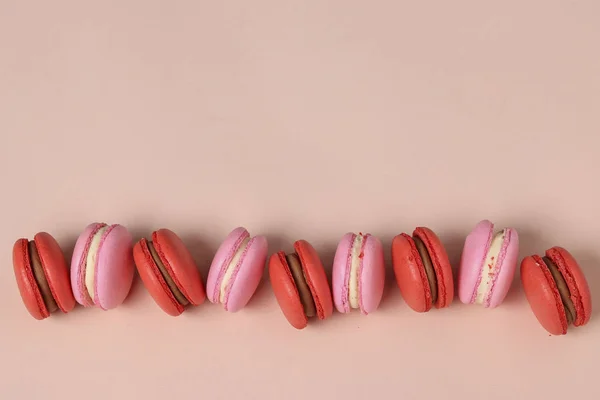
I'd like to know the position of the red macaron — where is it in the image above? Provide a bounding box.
[133,229,206,316]
[13,232,76,320]
[269,240,333,329]
[521,246,592,335]
[391,227,454,312]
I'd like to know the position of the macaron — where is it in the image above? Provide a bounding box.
[392,227,454,312]
[269,240,333,329]
[133,229,206,316]
[458,220,519,308]
[13,232,76,320]
[332,232,385,315]
[521,246,592,335]
[206,227,268,312]
[70,222,135,310]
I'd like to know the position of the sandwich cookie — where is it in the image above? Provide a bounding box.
[269,240,333,329]
[133,229,206,316]
[206,227,268,312]
[13,232,76,320]
[392,227,454,312]
[70,222,135,310]
[332,232,385,315]
[458,220,519,308]
[521,247,592,335]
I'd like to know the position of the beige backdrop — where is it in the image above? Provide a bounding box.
[1,1,599,399]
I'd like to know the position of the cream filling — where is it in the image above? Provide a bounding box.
[219,237,251,303]
[348,234,365,309]
[85,226,109,300]
[474,230,505,304]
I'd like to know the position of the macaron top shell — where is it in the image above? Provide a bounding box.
[269,252,310,329]
[458,220,519,308]
[206,227,268,312]
[332,233,385,314]
[12,233,75,320]
[33,232,76,313]
[152,229,206,306]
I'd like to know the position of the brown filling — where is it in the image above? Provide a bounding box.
[29,241,59,313]
[147,241,189,306]
[286,253,316,318]
[543,256,576,324]
[413,236,438,304]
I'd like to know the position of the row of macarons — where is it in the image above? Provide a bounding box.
[12,220,592,335]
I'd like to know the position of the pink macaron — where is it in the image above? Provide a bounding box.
[458,220,519,308]
[70,222,135,310]
[206,227,268,312]
[332,232,385,315]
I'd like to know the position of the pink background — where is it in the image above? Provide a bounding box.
[1,1,599,399]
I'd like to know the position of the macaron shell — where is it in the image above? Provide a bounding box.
[331,232,354,313]
[222,235,268,312]
[391,234,431,312]
[34,232,76,313]
[359,235,385,314]
[153,229,206,306]
[414,227,454,308]
[70,223,105,307]
[521,255,567,335]
[546,247,592,326]
[269,252,308,329]
[94,225,135,310]
[458,220,494,304]
[295,240,333,320]
[133,239,184,317]
[487,229,519,308]
[206,227,248,304]
[13,238,47,320]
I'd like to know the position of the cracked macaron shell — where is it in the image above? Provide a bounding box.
[13,232,76,320]
[133,229,206,316]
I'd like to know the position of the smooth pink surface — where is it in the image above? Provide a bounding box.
[2,2,600,399]
[332,232,354,313]
[94,225,135,310]
[488,229,519,308]
[458,220,494,304]
[224,235,268,312]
